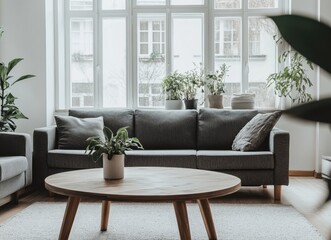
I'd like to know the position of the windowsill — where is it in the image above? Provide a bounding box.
[55,106,279,114]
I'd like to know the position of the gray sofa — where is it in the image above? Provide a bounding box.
[33,108,289,200]
[0,132,32,206]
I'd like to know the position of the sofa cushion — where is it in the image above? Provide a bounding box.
[0,156,28,182]
[125,150,197,168]
[69,109,135,137]
[232,111,282,151]
[197,150,274,170]
[134,110,197,150]
[48,149,102,169]
[198,109,258,150]
[55,115,104,150]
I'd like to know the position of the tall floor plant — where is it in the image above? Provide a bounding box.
[0,28,35,131]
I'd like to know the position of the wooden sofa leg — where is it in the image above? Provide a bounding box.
[274,185,281,201]
[12,192,19,204]
[48,191,55,197]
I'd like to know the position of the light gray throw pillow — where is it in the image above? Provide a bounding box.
[232,111,282,151]
[55,115,105,150]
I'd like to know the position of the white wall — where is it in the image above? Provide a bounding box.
[273,0,331,172]
[317,0,331,171]
[0,0,52,136]
[0,0,330,172]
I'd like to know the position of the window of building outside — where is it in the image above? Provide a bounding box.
[57,0,283,109]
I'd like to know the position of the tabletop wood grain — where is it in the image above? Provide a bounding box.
[45,167,241,202]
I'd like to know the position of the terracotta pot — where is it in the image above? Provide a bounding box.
[183,99,198,109]
[103,154,124,180]
[165,100,183,110]
[207,95,223,109]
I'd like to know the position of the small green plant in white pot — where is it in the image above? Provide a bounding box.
[86,126,143,180]
[161,71,184,110]
[182,65,204,109]
[205,63,229,108]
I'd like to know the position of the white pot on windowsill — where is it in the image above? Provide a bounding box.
[165,99,183,110]
[207,94,224,109]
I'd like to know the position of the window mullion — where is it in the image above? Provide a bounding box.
[127,0,133,109]
[242,12,248,93]
[95,0,102,108]
[64,0,71,109]
[132,11,138,109]
[166,9,171,74]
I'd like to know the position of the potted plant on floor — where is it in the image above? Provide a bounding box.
[182,65,204,110]
[266,45,313,109]
[86,126,143,180]
[161,71,184,110]
[205,63,229,109]
[0,28,35,131]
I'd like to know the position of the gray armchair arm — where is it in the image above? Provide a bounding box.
[33,126,57,188]
[269,128,290,185]
[0,132,32,186]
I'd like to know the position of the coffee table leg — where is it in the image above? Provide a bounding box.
[198,199,217,240]
[101,200,111,231]
[173,201,191,240]
[58,196,80,240]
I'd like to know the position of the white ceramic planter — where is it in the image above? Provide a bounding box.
[103,154,124,180]
[165,100,183,110]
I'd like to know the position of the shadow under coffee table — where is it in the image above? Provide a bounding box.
[45,167,241,240]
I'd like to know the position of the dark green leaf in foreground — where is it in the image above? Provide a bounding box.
[284,98,331,123]
[270,15,331,74]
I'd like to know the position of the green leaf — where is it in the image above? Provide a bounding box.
[7,58,23,74]
[284,98,331,123]
[270,15,331,74]
[103,127,113,141]
[12,74,35,85]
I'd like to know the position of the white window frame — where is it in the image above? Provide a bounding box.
[55,0,286,110]
[211,0,285,94]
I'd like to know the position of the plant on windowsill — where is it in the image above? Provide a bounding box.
[266,42,314,109]
[161,71,184,110]
[204,63,229,109]
[0,28,35,132]
[182,64,204,110]
[86,126,143,180]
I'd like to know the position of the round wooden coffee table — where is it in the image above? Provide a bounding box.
[45,167,241,240]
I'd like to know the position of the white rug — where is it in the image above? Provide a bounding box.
[0,202,323,240]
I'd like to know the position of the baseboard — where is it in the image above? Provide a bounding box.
[289,171,315,177]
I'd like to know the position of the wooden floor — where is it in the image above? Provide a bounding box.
[0,177,330,239]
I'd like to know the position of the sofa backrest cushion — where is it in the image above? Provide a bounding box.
[198,108,258,150]
[69,109,135,137]
[135,110,197,150]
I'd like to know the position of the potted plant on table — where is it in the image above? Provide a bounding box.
[0,28,35,131]
[161,71,184,110]
[266,47,313,109]
[182,65,204,110]
[86,126,143,180]
[205,63,229,109]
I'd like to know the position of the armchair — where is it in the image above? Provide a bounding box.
[0,132,32,206]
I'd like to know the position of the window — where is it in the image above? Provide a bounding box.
[57,0,283,109]
[137,14,166,107]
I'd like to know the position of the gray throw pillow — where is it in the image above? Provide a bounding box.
[55,115,105,150]
[232,111,282,151]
